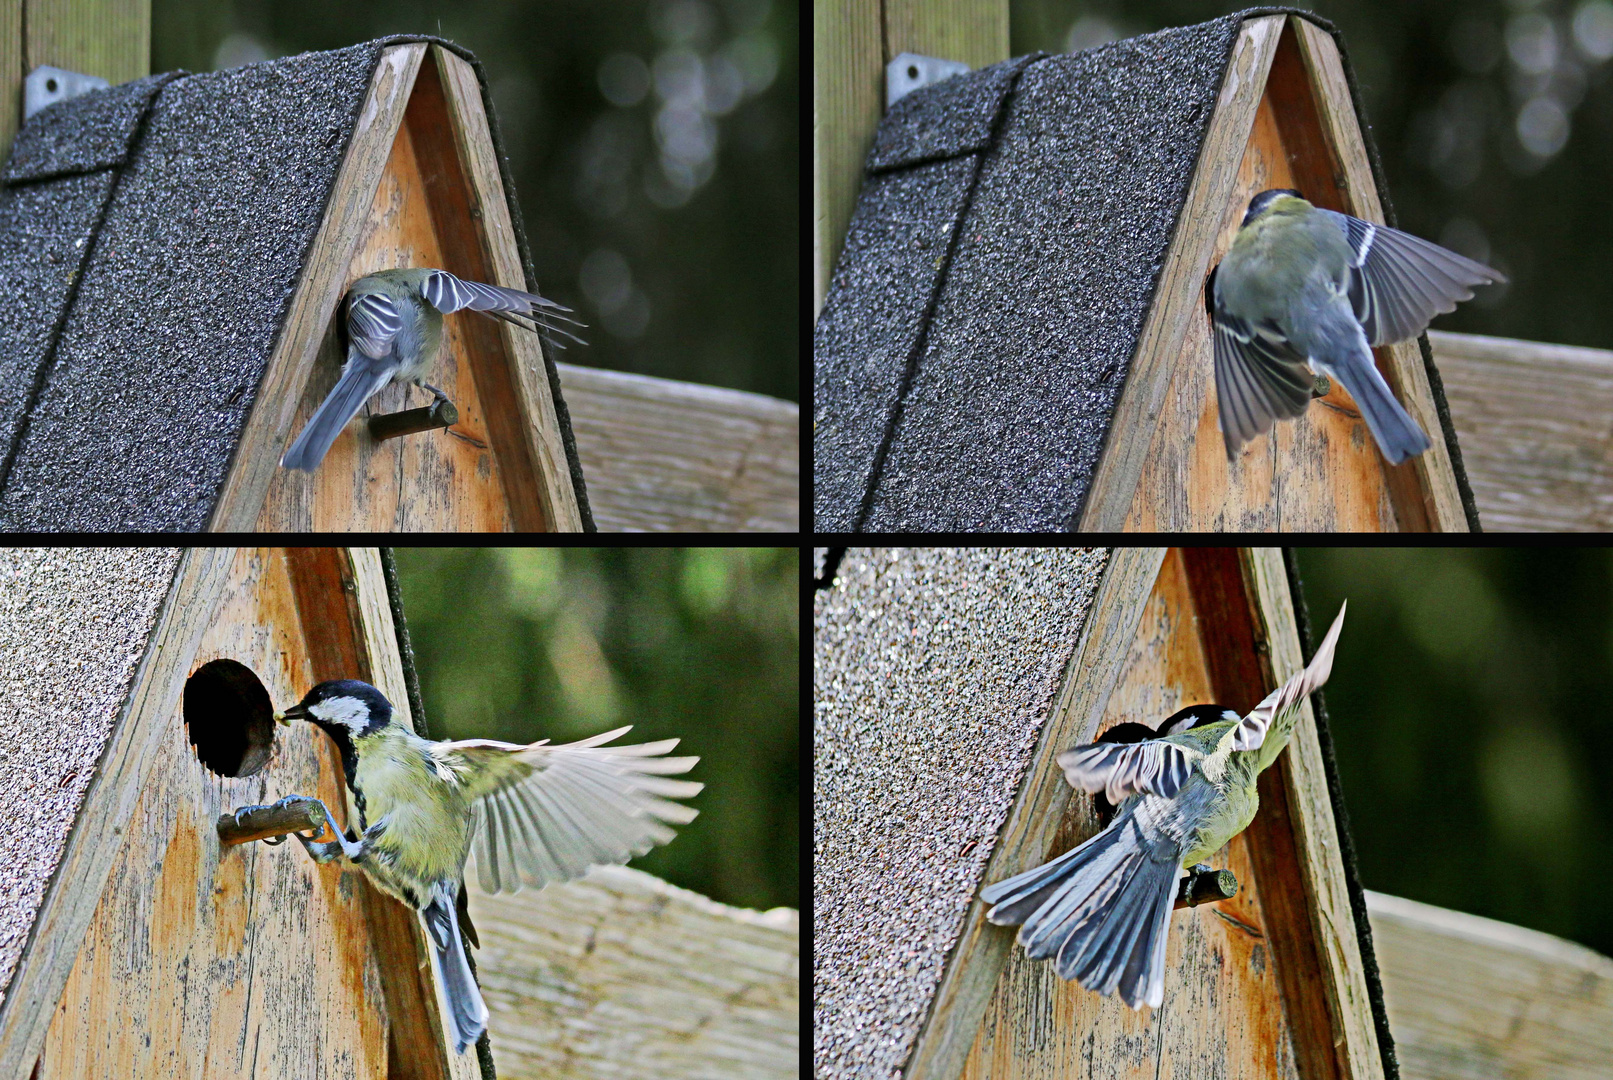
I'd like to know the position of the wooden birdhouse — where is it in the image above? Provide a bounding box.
[0,39,587,532]
[0,547,480,1079]
[814,546,1395,1080]
[814,11,1476,532]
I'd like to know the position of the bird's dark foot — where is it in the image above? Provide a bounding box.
[419,382,453,408]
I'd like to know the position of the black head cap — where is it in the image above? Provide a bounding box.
[1242,188,1306,227]
[1159,703,1242,735]
[279,679,394,737]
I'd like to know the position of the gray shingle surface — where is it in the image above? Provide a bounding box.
[3,75,170,183]
[817,16,1238,532]
[868,54,1033,172]
[0,173,114,459]
[814,547,1109,1080]
[813,158,979,531]
[0,45,379,531]
[0,547,182,1010]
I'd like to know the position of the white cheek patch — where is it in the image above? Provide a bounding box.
[310,695,371,733]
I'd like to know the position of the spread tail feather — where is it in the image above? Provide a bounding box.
[982,812,1183,1009]
[422,887,488,1054]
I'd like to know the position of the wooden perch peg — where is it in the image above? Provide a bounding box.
[367,398,458,442]
[217,795,328,847]
[1174,864,1239,909]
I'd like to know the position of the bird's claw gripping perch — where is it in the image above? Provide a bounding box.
[217,795,336,848]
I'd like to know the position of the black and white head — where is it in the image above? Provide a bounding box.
[1158,703,1243,736]
[276,679,395,739]
[1241,188,1306,228]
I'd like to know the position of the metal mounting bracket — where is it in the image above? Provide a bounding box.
[886,53,971,109]
[24,65,111,121]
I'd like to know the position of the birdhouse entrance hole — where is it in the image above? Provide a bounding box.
[184,659,275,777]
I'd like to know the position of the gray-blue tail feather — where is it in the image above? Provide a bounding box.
[1324,344,1431,466]
[422,888,488,1054]
[981,811,1182,1009]
[280,353,396,471]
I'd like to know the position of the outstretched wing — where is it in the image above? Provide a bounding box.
[441,727,702,894]
[1318,210,1505,346]
[1057,736,1205,806]
[419,269,588,347]
[1222,601,1347,754]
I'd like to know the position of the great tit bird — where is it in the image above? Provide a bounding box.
[980,603,1346,1010]
[1208,190,1504,464]
[244,679,701,1053]
[280,268,587,471]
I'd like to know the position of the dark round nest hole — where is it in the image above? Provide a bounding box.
[184,659,275,777]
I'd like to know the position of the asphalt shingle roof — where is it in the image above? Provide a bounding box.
[0,37,593,531]
[814,9,1479,533]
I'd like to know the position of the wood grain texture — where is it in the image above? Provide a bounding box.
[963,548,1301,1080]
[211,43,426,531]
[22,0,148,84]
[812,0,1008,314]
[1240,548,1384,1080]
[1430,329,1613,532]
[0,548,222,1080]
[430,45,583,531]
[1078,15,1284,531]
[813,0,882,316]
[1115,16,1440,532]
[0,0,22,177]
[1288,17,1467,531]
[467,865,798,1080]
[905,548,1164,1080]
[557,362,798,532]
[1366,890,1613,1080]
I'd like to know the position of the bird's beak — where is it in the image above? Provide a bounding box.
[275,705,307,727]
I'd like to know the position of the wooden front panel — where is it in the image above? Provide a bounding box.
[257,50,520,533]
[36,549,451,1080]
[962,548,1335,1080]
[1123,20,1421,531]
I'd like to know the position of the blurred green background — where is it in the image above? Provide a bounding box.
[152,0,797,403]
[1295,549,1613,958]
[1012,0,1613,351]
[391,547,798,912]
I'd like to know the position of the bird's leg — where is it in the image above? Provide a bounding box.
[418,382,453,408]
[287,799,365,864]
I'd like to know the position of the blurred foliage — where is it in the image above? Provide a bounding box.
[1012,0,1613,351]
[391,548,798,912]
[151,0,798,403]
[1295,549,1613,957]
